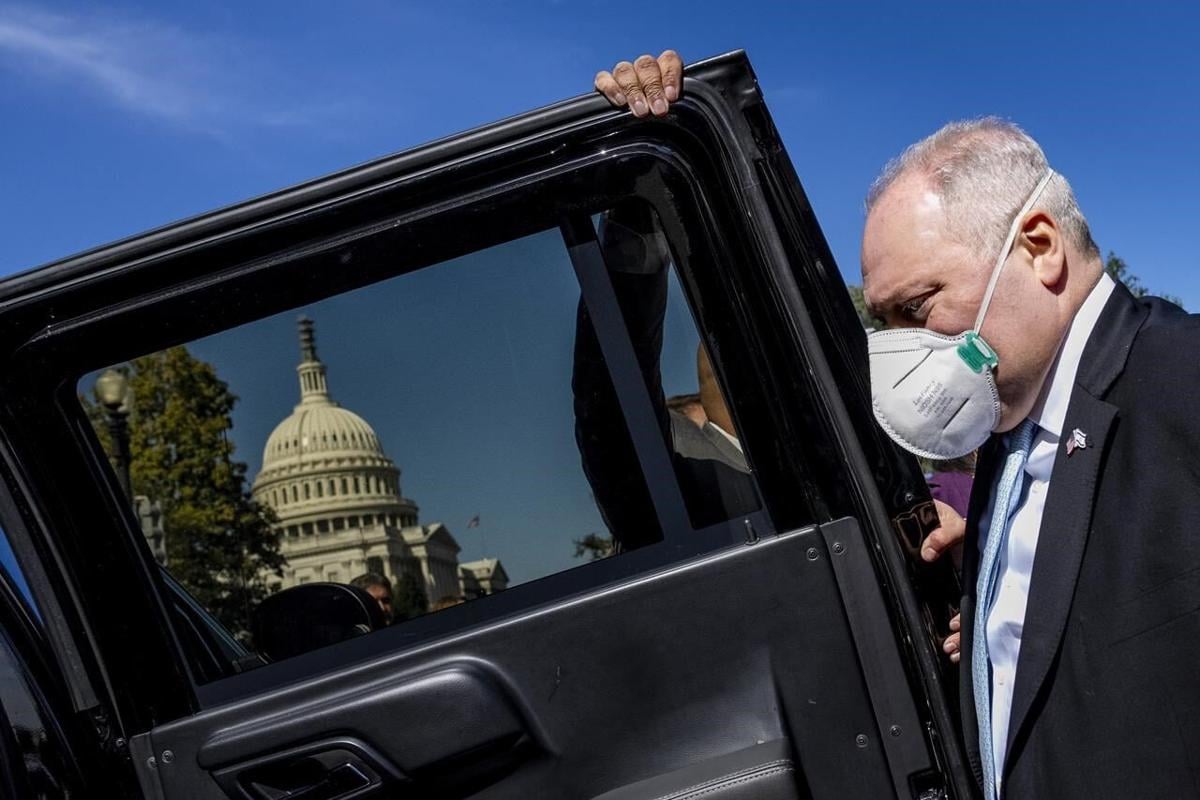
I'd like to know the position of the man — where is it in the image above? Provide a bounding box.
[349,572,394,625]
[573,199,758,549]
[598,53,1200,798]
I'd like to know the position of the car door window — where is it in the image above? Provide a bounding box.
[75,200,768,679]
[584,202,760,538]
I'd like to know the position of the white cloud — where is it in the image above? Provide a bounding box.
[0,5,348,135]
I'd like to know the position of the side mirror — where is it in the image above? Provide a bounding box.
[251,583,386,662]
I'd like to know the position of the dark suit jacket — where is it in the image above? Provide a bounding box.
[959,281,1200,798]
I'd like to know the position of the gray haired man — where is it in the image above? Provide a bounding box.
[599,52,1200,799]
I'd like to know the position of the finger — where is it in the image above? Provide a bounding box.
[949,613,961,632]
[594,70,627,107]
[633,53,668,116]
[950,651,961,664]
[612,61,648,117]
[920,526,958,562]
[942,632,960,654]
[922,500,966,562]
[933,498,964,530]
[658,49,683,101]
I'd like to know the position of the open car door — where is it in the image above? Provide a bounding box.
[0,52,973,799]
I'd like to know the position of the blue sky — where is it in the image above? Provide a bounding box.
[3,1,1199,594]
[3,1,1198,305]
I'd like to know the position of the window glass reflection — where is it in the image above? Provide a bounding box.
[76,213,763,679]
[0,529,37,618]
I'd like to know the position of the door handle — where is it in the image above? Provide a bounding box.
[247,760,372,800]
[214,740,399,800]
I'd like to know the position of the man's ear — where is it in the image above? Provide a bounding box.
[1019,211,1064,288]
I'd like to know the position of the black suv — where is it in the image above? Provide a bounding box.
[0,52,969,800]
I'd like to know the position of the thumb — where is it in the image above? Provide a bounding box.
[921,499,966,562]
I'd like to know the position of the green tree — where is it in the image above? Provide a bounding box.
[1105,251,1185,308]
[85,347,284,635]
[847,284,884,330]
[392,572,429,620]
[1104,251,1145,297]
[573,532,614,561]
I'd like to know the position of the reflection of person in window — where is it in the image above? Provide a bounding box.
[573,203,759,552]
[349,572,394,625]
[666,392,706,428]
[673,343,749,473]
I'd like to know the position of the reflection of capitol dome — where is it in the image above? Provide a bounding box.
[262,400,385,468]
[250,317,508,607]
[254,316,418,531]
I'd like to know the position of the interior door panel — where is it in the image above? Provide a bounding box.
[201,664,534,794]
[591,740,797,800]
[140,524,910,799]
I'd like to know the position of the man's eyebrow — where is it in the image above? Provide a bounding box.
[867,280,931,320]
[863,286,895,320]
[865,296,886,319]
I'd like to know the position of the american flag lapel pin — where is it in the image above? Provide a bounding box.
[1066,428,1088,457]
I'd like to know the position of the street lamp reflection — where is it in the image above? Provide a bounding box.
[93,369,167,566]
[95,368,132,501]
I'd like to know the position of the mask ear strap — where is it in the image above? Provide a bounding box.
[972,169,1056,333]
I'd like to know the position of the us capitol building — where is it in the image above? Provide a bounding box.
[251,317,507,605]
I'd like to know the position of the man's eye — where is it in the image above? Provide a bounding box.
[900,294,933,320]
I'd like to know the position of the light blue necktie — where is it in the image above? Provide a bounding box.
[972,418,1037,800]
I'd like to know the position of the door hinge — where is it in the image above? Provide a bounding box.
[129,732,167,800]
[87,704,130,759]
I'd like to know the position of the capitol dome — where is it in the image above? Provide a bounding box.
[262,397,385,468]
[252,317,419,534]
[249,316,498,607]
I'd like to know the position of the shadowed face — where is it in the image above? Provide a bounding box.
[365,583,393,623]
[861,173,1070,431]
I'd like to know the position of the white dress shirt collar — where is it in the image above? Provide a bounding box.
[705,421,743,454]
[1027,273,1116,437]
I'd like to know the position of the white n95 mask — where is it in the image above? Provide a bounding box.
[867,169,1055,460]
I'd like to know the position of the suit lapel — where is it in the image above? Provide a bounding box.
[1003,390,1115,762]
[699,423,750,473]
[1003,282,1149,771]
